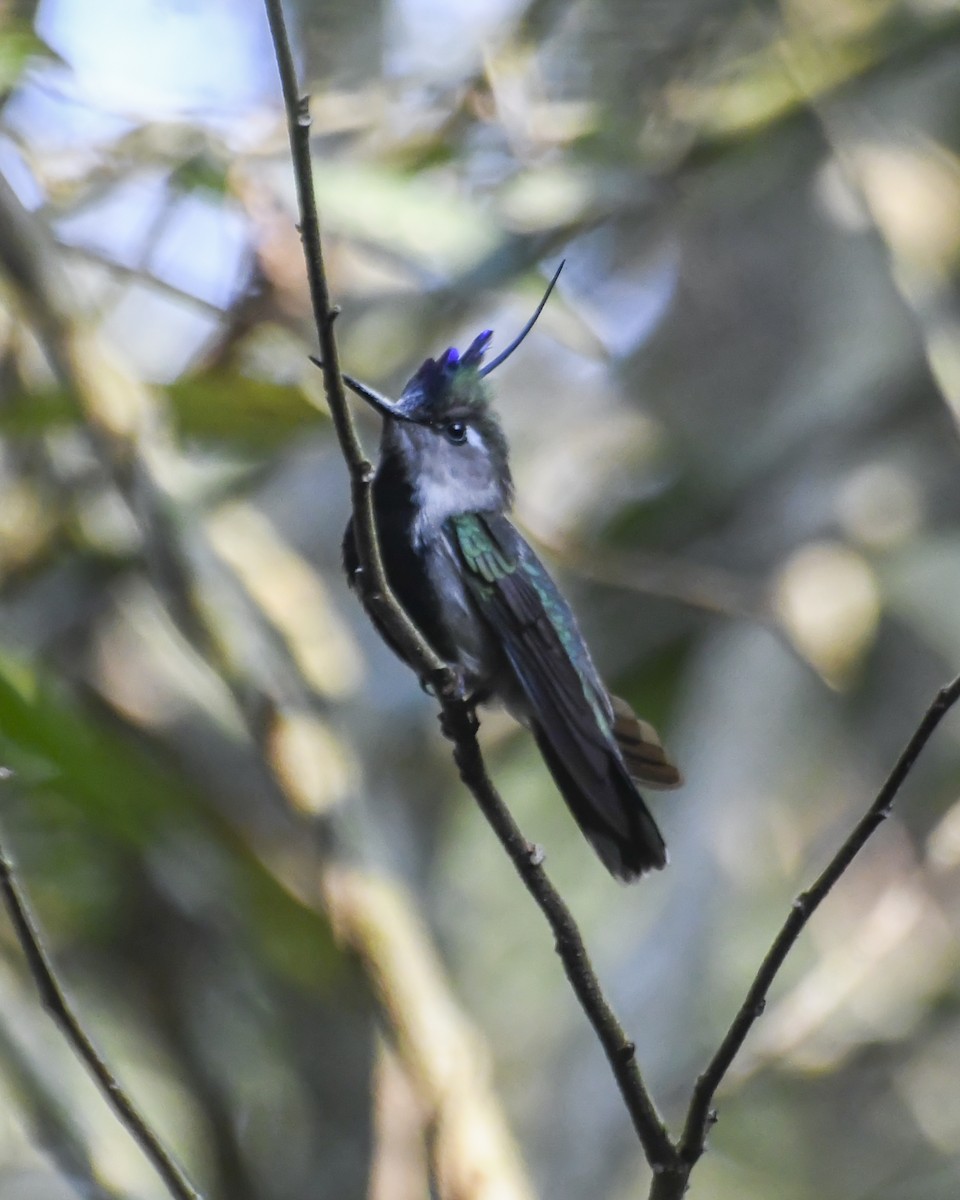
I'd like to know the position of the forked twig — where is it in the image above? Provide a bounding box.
[262,4,960,1194]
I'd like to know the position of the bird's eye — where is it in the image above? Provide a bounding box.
[444,421,468,445]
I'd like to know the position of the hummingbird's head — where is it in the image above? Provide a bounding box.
[373,331,514,533]
[331,263,563,538]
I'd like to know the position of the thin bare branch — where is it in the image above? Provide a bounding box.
[0,808,203,1200]
[0,1015,132,1200]
[644,673,960,1198]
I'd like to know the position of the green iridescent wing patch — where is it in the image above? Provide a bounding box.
[450,511,613,738]
[450,513,516,584]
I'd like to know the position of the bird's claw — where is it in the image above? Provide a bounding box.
[422,666,461,701]
[432,668,480,738]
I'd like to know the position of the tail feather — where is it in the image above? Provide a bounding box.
[610,695,683,790]
[531,724,667,881]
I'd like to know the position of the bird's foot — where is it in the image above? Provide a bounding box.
[424,665,472,705]
[421,666,461,700]
[431,667,480,739]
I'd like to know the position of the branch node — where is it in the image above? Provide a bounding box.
[526,841,545,868]
[617,1040,636,1064]
[296,95,312,127]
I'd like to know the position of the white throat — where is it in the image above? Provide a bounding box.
[412,427,501,545]
[413,473,502,545]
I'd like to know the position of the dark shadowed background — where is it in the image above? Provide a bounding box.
[0,0,959,1197]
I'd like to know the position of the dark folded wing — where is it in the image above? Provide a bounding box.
[450,511,666,876]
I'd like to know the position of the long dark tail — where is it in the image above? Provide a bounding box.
[531,724,667,881]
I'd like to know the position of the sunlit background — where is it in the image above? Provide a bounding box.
[1,0,960,1197]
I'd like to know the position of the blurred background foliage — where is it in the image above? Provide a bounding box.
[0,0,958,1197]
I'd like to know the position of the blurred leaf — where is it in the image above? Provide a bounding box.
[207,501,364,698]
[266,708,359,816]
[0,24,58,93]
[171,372,329,447]
[312,161,500,273]
[0,653,345,986]
[170,152,230,196]
[0,373,328,449]
[0,654,175,844]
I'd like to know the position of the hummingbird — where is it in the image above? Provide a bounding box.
[337,265,681,880]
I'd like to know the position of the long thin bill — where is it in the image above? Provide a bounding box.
[478,259,565,378]
[309,356,412,420]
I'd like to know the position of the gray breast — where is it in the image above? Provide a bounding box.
[420,528,511,701]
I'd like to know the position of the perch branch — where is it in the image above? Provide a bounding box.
[262,0,677,1175]
[444,707,676,1168]
[263,0,443,686]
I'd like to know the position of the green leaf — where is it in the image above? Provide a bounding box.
[0,25,58,92]
[169,372,328,448]
[0,653,345,988]
[170,152,230,196]
[0,373,328,450]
